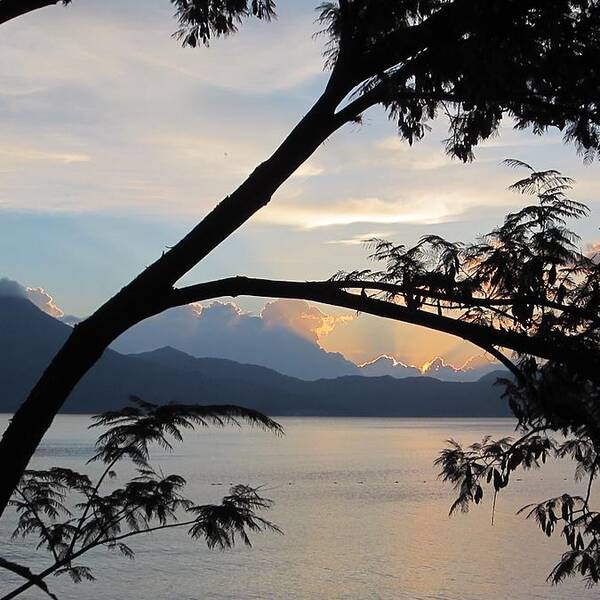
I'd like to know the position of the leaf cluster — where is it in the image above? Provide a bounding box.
[334,164,600,387]
[2,398,281,599]
[436,421,600,586]
[171,0,276,47]
[319,1,600,161]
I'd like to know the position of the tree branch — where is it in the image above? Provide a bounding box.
[478,345,523,384]
[0,558,58,600]
[325,279,597,321]
[0,0,62,26]
[0,63,358,518]
[163,276,598,378]
[0,517,199,600]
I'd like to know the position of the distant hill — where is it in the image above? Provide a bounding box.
[110,301,502,382]
[112,303,361,380]
[358,354,501,381]
[0,297,512,417]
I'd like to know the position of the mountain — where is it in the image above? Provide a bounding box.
[138,347,511,417]
[0,297,512,417]
[420,356,501,382]
[112,304,361,380]
[358,355,421,378]
[357,354,503,382]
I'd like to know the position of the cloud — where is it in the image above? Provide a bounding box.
[112,296,498,381]
[0,145,90,164]
[327,231,392,246]
[0,277,64,317]
[586,241,600,262]
[373,137,456,170]
[358,353,501,381]
[0,0,327,216]
[358,355,421,378]
[113,299,358,380]
[290,161,326,178]
[256,195,467,228]
[260,299,353,344]
[25,287,65,318]
[1,1,324,96]
[1,276,503,381]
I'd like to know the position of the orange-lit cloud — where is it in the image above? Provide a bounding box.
[321,310,486,368]
[327,231,392,246]
[0,277,64,318]
[25,287,64,318]
[261,299,353,345]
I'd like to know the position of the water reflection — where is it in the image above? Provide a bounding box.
[0,416,591,599]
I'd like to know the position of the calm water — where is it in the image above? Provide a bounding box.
[0,416,593,599]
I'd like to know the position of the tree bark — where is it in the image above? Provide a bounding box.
[0,0,61,26]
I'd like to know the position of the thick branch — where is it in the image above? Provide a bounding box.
[0,558,57,600]
[166,276,598,378]
[478,344,523,384]
[0,0,62,25]
[357,0,476,78]
[326,279,597,322]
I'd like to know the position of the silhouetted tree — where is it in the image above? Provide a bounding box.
[0,1,275,32]
[329,163,600,384]
[2,1,600,518]
[364,166,600,587]
[164,164,600,388]
[1,397,282,600]
[436,375,600,586]
[171,165,600,588]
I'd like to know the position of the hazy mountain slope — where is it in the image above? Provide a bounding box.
[139,347,511,418]
[112,304,361,380]
[0,297,307,414]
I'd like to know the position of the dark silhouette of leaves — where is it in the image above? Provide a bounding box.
[1,400,281,600]
[190,484,281,549]
[172,0,276,47]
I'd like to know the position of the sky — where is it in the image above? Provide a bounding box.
[1,0,599,369]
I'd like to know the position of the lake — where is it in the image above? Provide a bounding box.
[0,416,593,599]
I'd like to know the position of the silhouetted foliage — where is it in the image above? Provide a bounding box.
[436,423,600,586]
[172,0,276,47]
[332,164,599,386]
[327,163,600,586]
[317,1,600,161]
[370,167,600,586]
[1,398,281,600]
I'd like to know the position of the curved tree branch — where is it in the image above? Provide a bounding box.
[0,558,58,600]
[324,279,598,323]
[0,0,63,26]
[164,276,599,379]
[478,344,522,381]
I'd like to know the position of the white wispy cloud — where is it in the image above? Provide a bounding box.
[0,145,90,164]
[256,195,477,228]
[327,231,393,246]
